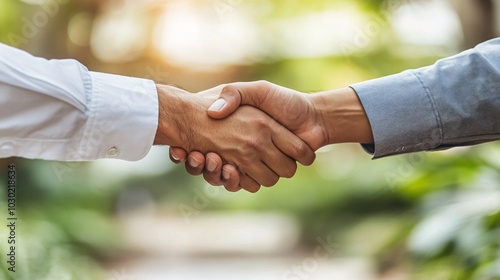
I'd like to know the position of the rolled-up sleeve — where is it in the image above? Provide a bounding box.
[350,38,500,158]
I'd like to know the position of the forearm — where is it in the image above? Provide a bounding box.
[350,38,500,158]
[310,87,374,146]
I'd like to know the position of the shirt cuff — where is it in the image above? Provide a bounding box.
[350,70,443,158]
[82,72,158,161]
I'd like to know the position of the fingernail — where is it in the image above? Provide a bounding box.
[189,157,200,168]
[208,99,226,112]
[223,168,231,180]
[171,153,181,161]
[207,158,217,172]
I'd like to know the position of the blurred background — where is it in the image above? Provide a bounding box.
[1,0,500,279]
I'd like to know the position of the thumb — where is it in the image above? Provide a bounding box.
[207,82,269,119]
[207,85,242,119]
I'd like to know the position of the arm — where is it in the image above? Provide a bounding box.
[155,84,315,192]
[216,38,500,154]
[206,82,373,149]
[170,83,373,188]
[0,43,157,161]
[352,37,500,157]
[0,43,315,193]
[173,37,500,186]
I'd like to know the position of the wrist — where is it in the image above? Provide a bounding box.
[310,87,373,146]
[154,85,192,147]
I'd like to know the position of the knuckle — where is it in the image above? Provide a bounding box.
[262,176,279,187]
[305,152,317,166]
[245,185,260,193]
[257,116,271,127]
[239,177,258,191]
[203,173,222,186]
[283,163,297,178]
[221,84,236,93]
[239,149,253,163]
[221,84,239,99]
[225,184,241,192]
[293,142,309,159]
[243,139,262,153]
[186,166,201,176]
[255,80,270,88]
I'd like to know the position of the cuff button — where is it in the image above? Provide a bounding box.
[107,146,119,157]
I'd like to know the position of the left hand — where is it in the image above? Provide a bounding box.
[161,84,315,192]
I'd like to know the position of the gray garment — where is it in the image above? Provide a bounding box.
[350,38,500,158]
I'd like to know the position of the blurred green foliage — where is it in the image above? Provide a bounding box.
[0,0,499,279]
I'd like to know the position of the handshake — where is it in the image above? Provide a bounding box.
[154,81,374,193]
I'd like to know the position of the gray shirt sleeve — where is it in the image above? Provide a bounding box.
[350,38,500,158]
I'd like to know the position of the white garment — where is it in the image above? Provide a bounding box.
[0,43,158,161]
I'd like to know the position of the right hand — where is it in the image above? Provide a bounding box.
[170,81,327,190]
[209,81,327,150]
[157,84,316,193]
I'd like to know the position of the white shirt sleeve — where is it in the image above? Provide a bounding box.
[0,43,158,161]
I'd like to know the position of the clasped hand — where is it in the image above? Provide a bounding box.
[158,81,328,193]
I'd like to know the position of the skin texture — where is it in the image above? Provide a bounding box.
[169,81,374,192]
[153,84,316,193]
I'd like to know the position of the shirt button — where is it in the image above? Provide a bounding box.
[107,146,119,157]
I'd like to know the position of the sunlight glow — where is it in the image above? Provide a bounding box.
[392,0,462,46]
[155,0,260,69]
[91,4,150,63]
[154,0,462,67]
[272,9,366,58]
